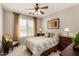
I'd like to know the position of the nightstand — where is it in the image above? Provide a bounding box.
[36,33,45,36]
[58,36,72,51]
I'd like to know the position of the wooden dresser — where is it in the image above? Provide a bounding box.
[58,36,72,51]
[60,43,79,56]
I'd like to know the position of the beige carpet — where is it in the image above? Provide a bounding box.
[7,45,61,56]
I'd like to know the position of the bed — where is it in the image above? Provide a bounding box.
[25,34,59,56]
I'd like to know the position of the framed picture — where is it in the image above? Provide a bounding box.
[47,18,60,29]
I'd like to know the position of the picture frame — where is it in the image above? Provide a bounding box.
[47,18,60,29]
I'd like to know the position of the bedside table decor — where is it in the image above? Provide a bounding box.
[73,45,79,51]
[73,32,79,50]
[45,32,50,37]
[64,28,70,37]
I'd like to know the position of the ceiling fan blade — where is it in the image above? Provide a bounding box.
[41,6,48,9]
[25,8,34,10]
[40,11,44,14]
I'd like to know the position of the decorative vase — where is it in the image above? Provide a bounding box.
[73,44,79,51]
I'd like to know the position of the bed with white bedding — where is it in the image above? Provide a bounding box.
[25,34,59,56]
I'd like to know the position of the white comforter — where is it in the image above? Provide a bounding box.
[26,35,59,56]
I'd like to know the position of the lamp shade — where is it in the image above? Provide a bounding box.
[64,28,70,32]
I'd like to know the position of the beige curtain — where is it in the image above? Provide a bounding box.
[34,17,41,36]
[34,17,37,36]
[13,13,19,41]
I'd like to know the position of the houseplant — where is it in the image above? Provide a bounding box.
[73,32,79,50]
[2,36,10,54]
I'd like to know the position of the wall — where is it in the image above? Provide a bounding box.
[41,4,79,37]
[0,5,3,41]
[3,10,14,36]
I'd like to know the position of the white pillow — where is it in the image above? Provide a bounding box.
[50,33,54,37]
[45,32,50,37]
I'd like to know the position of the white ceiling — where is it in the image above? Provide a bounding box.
[0,3,78,18]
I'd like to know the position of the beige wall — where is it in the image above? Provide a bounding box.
[0,5,3,41]
[41,4,79,37]
[3,10,14,36]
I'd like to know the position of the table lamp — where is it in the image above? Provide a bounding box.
[64,28,70,37]
[40,28,42,32]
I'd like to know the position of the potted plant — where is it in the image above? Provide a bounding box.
[2,36,10,54]
[73,32,79,50]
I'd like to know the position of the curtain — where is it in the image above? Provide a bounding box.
[34,17,41,36]
[34,17,37,36]
[13,13,19,41]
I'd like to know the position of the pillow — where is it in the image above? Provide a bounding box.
[50,33,54,37]
[45,32,50,37]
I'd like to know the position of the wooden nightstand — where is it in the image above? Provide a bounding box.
[36,33,45,36]
[58,36,72,51]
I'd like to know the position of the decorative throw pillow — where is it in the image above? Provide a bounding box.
[50,33,54,37]
[45,32,50,37]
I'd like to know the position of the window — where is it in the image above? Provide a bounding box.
[27,19,34,36]
[19,15,34,37]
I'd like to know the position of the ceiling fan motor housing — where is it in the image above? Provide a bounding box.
[34,3,39,11]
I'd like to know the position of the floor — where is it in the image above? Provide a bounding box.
[7,44,61,56]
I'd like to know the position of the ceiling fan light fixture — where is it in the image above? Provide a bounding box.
[38,9,41,12]
[38,11,41,14]
[27,3,48,15]
[34,12,38,15]
[33,10,35,12]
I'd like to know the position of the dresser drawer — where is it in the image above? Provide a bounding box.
[58,36,72,51]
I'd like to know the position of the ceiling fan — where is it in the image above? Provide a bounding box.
[25,3,48,15]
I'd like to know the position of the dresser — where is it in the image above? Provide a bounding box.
[60,43,79,56]
[58,36,72,51]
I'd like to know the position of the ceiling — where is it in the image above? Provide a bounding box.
[0,3,78,18]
